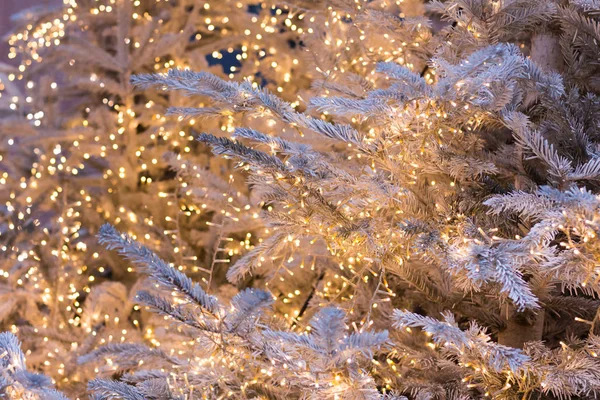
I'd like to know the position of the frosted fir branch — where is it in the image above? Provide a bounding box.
[270,306,389,362]
[243,382,286,400]
[393,311,470,348]
[309,96,390,118]
[546,250,600,298]
[55,44,124,74]
[86,298,386,397]
[226,230,290,284]
[131,69,240,102]
[285,113,364,145]
[12,371,52,391]
[421,144,499,180]
[164,152,254,209]
[487,185,600,296]
[0,332,26,370]
[525,340,600,399]
[365,88,408,104]
[247,80,298,116]
[568,157,600,181]
[120,370,168,385]
[266,307,388,361]
[571,0,600,12]
[135,290,220,333]
[242,83,366,145]
[197,133,288,172]
[538,184,599,207]
[487,185,600,242]
[493,263,539,311]
[502,111,573,180]
[78,343,182,368]
[310,307,348,354]
[97,224,221,316]
[88,378,145,400]
[23,387,69,400]
[448,242,540,310]
[433,44,521,82]
[393,257,447,304]
[373,44,564,122]
[393,311,530,373]
[310,76,366,98]
[445,154,498,180]
[342,331,390,358]
[432,43,564,105]
[357,10,431,35]
[521,129,572,179]
[233,127,312,156]
[262,330,323,353]
[164,106,222,119]
[558,6,600,52]
[134,69,365,146]
[225,288,274,334]
[484,190,558,219]
[375,62,432,96]
[135,378,172,399]
[230,288,273,315]
[429,0,556,44]
[0,332,68,399]
[522,58,565,100]
[494,1,556,34]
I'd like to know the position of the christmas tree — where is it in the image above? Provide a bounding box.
[4,0,600,399]
[0,0,314,396]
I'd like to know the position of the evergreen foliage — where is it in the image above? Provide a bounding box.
[3,0,600,399]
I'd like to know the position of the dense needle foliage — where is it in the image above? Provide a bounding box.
[3,0,600,399]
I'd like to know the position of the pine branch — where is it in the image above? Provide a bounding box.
[98,224,221,316]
